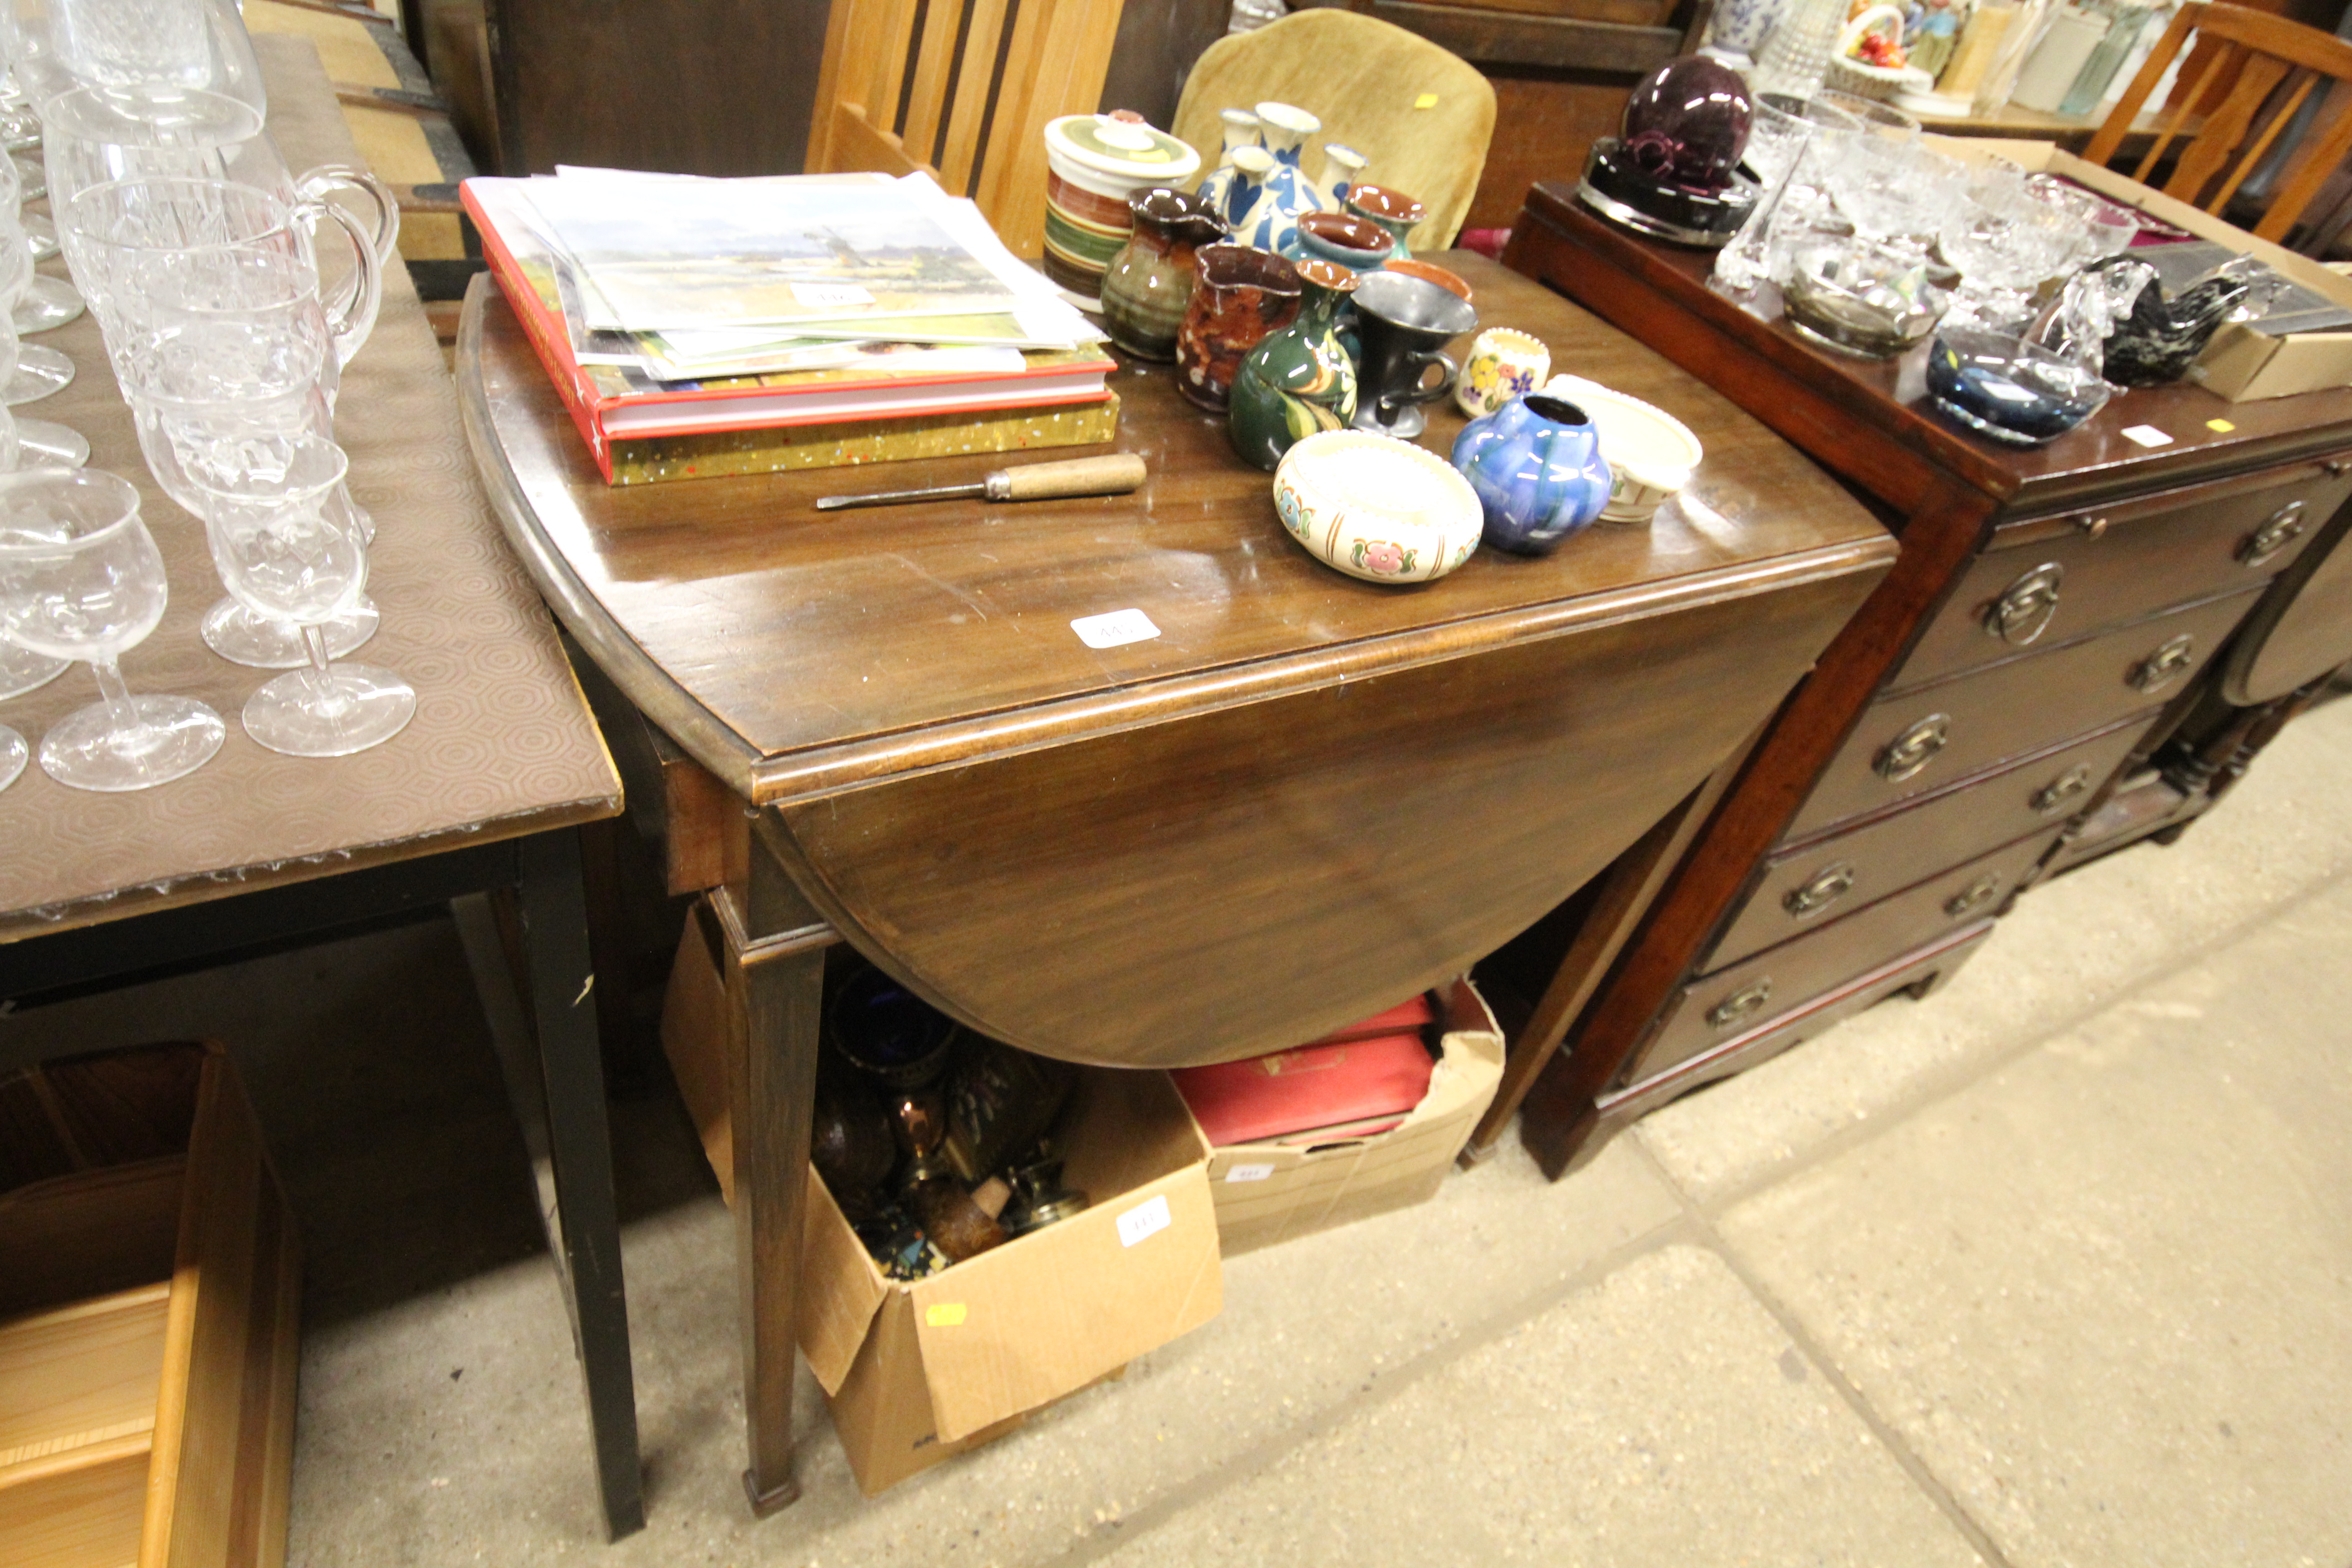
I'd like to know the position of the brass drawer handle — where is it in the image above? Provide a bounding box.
[1875,714,1951,782]
[2238,500,2308,568]
[2131,633,2197,694]
[2326,459,2349,477]
[1707,979,1774,1030]
[1783,862,1856,919]
[2031,764,2094,814]
[2075,514,2110,539]
[1944,873,2004,918]
[1984,562,2065,646]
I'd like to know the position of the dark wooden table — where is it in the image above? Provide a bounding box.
[1503,184,2352,1176]
[0,39,645,1540]
[458,249,1896,1515]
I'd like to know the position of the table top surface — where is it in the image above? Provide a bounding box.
[1523,184,2352,513]
[0,38,620,943]
[464,250,1894,808]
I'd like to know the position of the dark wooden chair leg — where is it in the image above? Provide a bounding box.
[516,829,647,1539]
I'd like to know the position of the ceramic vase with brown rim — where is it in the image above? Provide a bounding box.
[1228,256,1359,471]
[1101,188,1229,362]
[1174,243,1302,412]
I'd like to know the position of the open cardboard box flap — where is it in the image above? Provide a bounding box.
[799,1167,892,1396]
[1192,978,1505,1255]
[1925,137,2352,401]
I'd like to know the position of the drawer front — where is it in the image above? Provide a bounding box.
[1718,715,2158,970]
[1637,833,2058,1083]
[1791,586,2261,838]
[1889,458,2352,694]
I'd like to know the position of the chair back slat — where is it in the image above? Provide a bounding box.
[2088,1,2352,248]
[808,0,1124,257]
[937,0,1015,190]
[901,0,970,169]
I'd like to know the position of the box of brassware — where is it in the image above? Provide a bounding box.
[1928,137,2352,402]
[660,921,1222,1494]
[1176,978,1504,1257]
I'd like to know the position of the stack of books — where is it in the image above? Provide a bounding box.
[461,167,1119,485]
[1171,995,1441,1147]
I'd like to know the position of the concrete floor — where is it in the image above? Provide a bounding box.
[8,699,2352,1568]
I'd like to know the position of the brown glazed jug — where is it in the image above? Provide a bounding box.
[1100,188,1228,362]
[1173,243,1302,412]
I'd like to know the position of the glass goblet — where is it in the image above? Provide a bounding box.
[0,313,87,466]
[0,467,223,790]
[195,438,413,757]
[124,373,379,668]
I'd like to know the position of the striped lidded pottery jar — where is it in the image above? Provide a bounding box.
[1041,112,1201,298]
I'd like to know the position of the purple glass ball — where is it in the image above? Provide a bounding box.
[1619,56,1754,191]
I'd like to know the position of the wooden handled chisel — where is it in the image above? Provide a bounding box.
[814,454,1147,511]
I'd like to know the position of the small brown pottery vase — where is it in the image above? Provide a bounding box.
[1100,188,1229,362]
[1174,243,1303,412]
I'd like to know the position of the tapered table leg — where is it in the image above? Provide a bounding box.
[716,825,835,1517]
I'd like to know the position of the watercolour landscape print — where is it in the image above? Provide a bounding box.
[520,177,1022,332]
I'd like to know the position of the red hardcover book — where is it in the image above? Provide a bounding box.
[458,177,1115,483]
[1171,1031,1437,1148]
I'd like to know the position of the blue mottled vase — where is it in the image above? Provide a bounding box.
[1450,394,1614,554]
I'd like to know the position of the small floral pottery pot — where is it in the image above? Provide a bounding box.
[1174,242,1302,412]
[1042,112,1202,297]
[1289,210,1392,273]
[1544,373,1704,524]
[1456,327,1551,418]
[1272,428,1483,583]
[1229,256,1358,471]
[1450,393,1614,554]
[1343,184,1427,259]
[1100,188,1228,361]
[1382,257,1472,304]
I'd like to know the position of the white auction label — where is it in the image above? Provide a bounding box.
[792,281,874,309]
[1072,608,1161,649]
[2122,425,2175,448]
[1116,1194,1172,1247]
[1224,1163,1275,1184]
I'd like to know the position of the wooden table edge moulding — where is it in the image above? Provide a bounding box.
[0,36,647,1542]
[1499,183,2352,1181]
[456,245,1896,1516]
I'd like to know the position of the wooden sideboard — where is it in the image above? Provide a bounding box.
[1504,184,2352,1176]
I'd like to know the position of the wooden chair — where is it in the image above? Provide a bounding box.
[804,0,1129,259]
[1171,9,1496,252]
[2085,0,2352,246]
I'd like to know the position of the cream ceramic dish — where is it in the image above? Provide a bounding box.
[1271,430,1483,583]
[1543,374,1704,524]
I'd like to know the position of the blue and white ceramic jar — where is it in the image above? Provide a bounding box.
[1195,107,1263,225]
[1449,394,1614,554]
[1232,100,1323,254]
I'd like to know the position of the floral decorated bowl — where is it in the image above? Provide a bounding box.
[1272,429,1483,584]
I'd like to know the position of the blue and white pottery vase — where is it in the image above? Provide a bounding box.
[1321,142,1369,211]
[1708,0,1786,59]
[1234,100,1322,254]
[1449,394,1614,554]
[1195,107,1262,224]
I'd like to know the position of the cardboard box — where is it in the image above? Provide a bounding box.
[1926,137,2352,402]
[660,923,1224,1494]
[1183,979,1504,1256]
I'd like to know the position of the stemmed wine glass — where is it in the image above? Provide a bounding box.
[195,436,412,756]
[0,467,223,790]
[0,146,80,337]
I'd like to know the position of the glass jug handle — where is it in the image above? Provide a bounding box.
[306,197,383,369]
[294,164,402,263]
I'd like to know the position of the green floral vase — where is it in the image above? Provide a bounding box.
[1227,257,1358,472]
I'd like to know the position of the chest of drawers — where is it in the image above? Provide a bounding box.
[1499,186,2352,1175]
